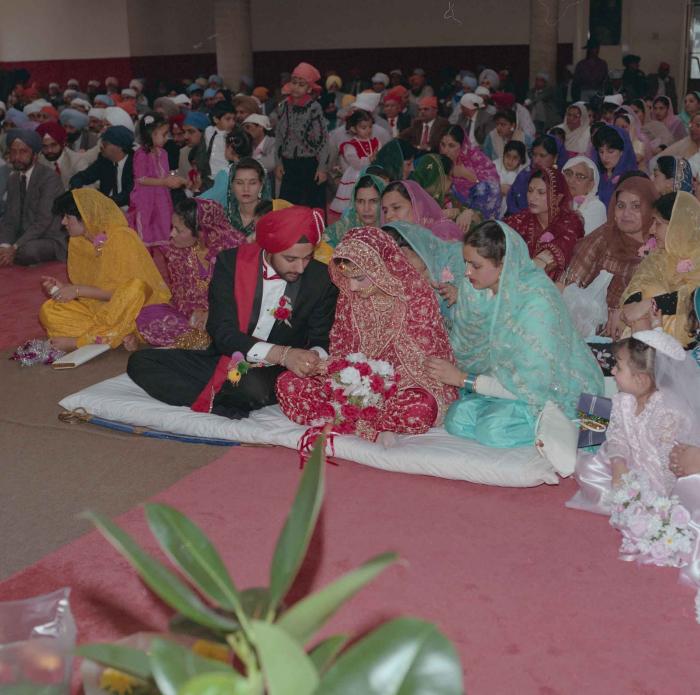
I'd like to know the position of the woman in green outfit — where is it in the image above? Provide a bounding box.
[426,219,604,448]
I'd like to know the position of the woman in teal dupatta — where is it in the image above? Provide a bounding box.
[324,173,386,247]
[427,220,604,447]
[382,221,464,327]
[198,157,272,237]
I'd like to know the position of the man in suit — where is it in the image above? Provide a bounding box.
[37,121,88,190]
[398,96,449,153]
[449,94,495,146]
[0,129,65,267]
[127,206,338,419]
[647,62,678,112]
[68,126,134,210]
[381,92,411,137]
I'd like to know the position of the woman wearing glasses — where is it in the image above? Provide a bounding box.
[561,156,607,235]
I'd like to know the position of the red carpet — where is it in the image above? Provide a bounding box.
[0,262,67,350]
[1,447,697,694]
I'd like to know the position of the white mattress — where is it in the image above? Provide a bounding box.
[59,374,560,488]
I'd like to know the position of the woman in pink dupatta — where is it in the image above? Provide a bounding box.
[381,180,463,241]
[276,227,457,441]
[652,96,687,143]
[136,198,246,348]
[439,124,502,220]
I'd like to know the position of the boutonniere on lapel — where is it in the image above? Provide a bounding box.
[270,295,293,326]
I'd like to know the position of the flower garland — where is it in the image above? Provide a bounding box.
[226,351,251,385]
[11,339,64,367]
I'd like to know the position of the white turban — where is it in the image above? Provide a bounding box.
[460,94,484,109]
[371,72,390,86]
[104,106,135,132]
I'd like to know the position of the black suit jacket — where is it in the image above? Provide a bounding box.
[206,248,338,357]
[69,153,134,208]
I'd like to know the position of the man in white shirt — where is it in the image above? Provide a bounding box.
[127,206,338,418]
[205,101,236,178]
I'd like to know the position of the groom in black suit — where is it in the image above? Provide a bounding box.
[127,206,337,418]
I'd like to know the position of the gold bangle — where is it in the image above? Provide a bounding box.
[279,345,292,367]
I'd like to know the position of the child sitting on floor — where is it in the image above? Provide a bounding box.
[568,330,692,515]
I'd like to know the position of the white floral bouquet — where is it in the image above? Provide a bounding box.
[609,470,695,568]
[321,352,397,434]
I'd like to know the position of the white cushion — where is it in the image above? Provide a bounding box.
[59,374,561,488]
[534,401,578,477]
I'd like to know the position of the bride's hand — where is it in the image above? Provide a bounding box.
[425,356,465,387]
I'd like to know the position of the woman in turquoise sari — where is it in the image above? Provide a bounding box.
[426,220,604,447]
[324,173,386,247]
[382,221,464,326]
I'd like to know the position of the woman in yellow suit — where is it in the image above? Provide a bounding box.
[40,188,170,351]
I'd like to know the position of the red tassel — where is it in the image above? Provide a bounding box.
[298,425,339,469]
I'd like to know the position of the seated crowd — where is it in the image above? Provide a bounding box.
[2,53,700,492]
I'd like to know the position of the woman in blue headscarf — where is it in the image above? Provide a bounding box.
[382,220,465,326]
[505,134,568,215]
[426,219,604,447]
[324,172,386,247]
[591,124,637,207]
[651,155,693,195]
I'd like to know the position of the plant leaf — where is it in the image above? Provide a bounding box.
[267,437,325,612]
[178,671,253,695]
[315,618,464,695]
[252,619,319,695]
[144,504,244,617]
[76,643,152,680]
[85,511,239,632]
[277,552,397,644]
[308,635,349,674]
[148,638,232,695]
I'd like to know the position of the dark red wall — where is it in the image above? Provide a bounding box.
[0,53,217,90]
[2,43,573,94]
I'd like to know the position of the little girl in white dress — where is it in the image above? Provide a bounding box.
[568,329,691,514]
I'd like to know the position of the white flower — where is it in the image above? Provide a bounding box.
[346,353,365,363]
[338,366,362,385]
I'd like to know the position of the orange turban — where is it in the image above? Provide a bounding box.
[419,96,438,108]
[255,206,324,253]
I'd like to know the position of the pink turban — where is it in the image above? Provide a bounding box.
[292,62,321,89]
[256,206,324,253]
[419,96,438,109]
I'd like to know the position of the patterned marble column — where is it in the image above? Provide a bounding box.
[214,0,253,90]
[530,0,559,86]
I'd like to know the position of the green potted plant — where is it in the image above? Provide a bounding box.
[78,436,465,694]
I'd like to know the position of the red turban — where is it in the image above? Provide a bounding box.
[255,206,324,253]
[419,96,438,108]
[384,93,402,105]
[36,121,67,146]
[492,92,516,110]
[40,105,60,120]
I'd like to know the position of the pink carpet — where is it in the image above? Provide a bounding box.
[0,262,67,349]
[1,447,697,694]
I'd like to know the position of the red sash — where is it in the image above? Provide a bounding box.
[191,245,262,413]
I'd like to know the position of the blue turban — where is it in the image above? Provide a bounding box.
[94,94,115,107]
[101,125,134,151]
[6,128,43,153]
[5,108,32,130]
[187,83,204,94]
[59,108,89,130]
[183,111,210,131]
[203,88,218,99]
